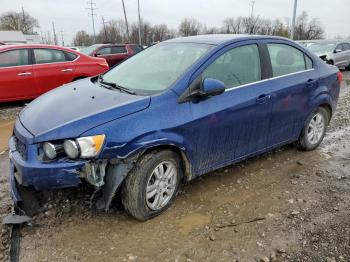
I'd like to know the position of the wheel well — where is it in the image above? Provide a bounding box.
[142,145,192,181]
[327,60,334,65]
[319,103,332,122]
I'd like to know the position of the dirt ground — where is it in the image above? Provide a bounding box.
[0,72,350,262]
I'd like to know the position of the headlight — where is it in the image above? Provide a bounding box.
[63,140,80,159]
[64,135,105,159]
[43,142,58,159]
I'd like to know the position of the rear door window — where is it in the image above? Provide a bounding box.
[342,43,350,51]
[0,49,29,67]
[203,44,261,88]
[111,46,127,54]
[34,49,66,64]
[267,44,309,77]
[98,47,112,55]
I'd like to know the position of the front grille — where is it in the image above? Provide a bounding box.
[14,136,27,160]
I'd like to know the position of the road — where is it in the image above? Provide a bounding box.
[0,72,350,261]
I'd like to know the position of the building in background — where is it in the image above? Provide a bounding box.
[0,30,41,44]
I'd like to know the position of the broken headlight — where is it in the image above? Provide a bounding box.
[64,135,106,159]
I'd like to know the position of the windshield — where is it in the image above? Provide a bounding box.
[80,45,102,55]
[308,43,336,53]
[101,42,213,94]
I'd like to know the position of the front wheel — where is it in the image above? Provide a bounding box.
[122,150,183,221]
[297,107,329,151]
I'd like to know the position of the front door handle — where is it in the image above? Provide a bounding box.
[256,94,271,104]
[18,72,32,76]
[61,68,73,72]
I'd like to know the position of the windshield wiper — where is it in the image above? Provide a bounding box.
[99,76,136,95]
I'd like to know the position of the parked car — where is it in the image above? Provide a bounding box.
[80,43,142,67]
[8,35,341,221]
[307,40,350,70]
[0,44,109,102]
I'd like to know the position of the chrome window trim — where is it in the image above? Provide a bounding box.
[0,48,80,68]
[225,68,315,92]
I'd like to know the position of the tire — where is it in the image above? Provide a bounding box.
[297,107,329,151]
[345,62,350,71]
[122,150,183,221]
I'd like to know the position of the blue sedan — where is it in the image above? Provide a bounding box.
[9,35,341,220]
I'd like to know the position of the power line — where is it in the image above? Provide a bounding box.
[86,0,98,43]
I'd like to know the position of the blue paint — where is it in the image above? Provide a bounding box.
[8,35,340,198]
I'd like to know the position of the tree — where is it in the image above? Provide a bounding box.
[293,12,324,40]
[0,11,39,34]
[97,19,126,43]
[73,31,93,46]
[178,18,203,37]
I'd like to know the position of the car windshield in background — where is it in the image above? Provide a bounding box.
[308,43,336,53]
[101,42,213,94]
[80,45,101,55]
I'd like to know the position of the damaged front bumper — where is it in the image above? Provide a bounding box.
[9,135,136,215]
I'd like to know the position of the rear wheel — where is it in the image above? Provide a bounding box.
[297,107,329,151]
[122,150,183,221]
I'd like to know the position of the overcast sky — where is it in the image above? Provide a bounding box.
[0,0,349,45]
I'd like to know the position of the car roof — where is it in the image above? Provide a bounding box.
[165,34,290,45]
[0,44,81,54]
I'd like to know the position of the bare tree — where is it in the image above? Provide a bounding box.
[178,18,203,37]
[293,12,324,40]
[0,11,39,33]
[73,30,93,46]
[97,19,126,43]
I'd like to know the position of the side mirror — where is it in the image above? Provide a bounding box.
[334,49,342,54]
[178,77,225,103]
[201,78,226,97]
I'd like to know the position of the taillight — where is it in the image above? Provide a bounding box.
[337,71,343,83]
[98,63,109,68]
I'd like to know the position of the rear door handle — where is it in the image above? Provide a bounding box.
[306,79,317,88]
[256,94,271,104]
[61,68,73,72]
[18,72,32,76]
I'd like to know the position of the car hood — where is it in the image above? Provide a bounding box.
[20,78,150,143]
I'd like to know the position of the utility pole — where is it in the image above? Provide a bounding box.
[52,21,58,45]
[101,16,108,42]
[86,0,97,43]
[60,29,64,46]
[291,0,298,40]
[21,6,26,33]
[250,0,256,18]
[137,0,142,46]
[121,0,130,41]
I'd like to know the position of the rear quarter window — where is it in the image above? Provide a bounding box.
[64,52,78,61]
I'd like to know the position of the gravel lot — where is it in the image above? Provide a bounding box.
[0,72,349,262]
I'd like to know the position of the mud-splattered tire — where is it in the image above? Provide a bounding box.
[121,150,183,221]
[297,107,329,151]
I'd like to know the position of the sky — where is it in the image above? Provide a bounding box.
[0,0,349,45]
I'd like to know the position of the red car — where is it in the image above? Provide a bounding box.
[0,44,109,102]
[80,43,142,67]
